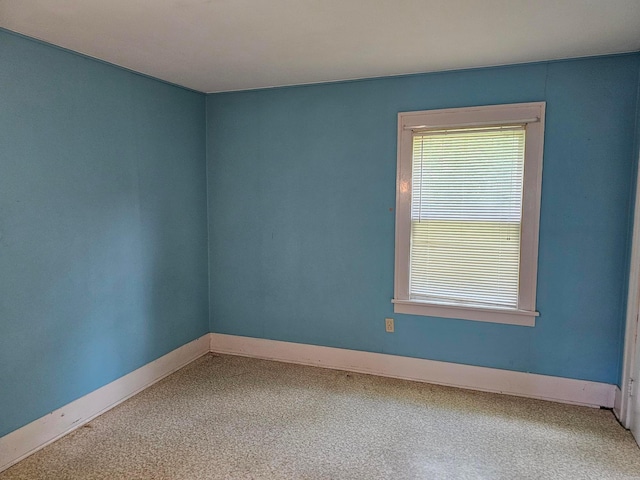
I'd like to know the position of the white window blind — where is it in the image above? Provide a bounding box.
[410,125,526,309]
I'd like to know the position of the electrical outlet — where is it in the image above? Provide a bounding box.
[385,318,394,333]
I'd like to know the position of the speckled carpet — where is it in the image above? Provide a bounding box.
[2,354,640,479]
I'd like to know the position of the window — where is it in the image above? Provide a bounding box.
[393,103,545,326]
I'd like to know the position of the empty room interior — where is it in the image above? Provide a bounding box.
[2,1,640,478]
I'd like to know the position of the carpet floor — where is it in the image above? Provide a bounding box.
[2,354,640,479]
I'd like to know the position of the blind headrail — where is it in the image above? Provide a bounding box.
[404,117,540,131]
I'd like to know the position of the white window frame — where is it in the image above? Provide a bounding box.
[393,102,545,326]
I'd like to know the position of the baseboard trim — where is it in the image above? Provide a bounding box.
[209,333,616,409]
[0,334,210,473]
[1,331,618,473]
[614,386,623,421]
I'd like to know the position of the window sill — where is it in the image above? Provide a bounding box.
[391,299,538,327]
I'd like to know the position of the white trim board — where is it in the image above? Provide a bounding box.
[614,386,623,422]
[619,142,640,430]
[0,332,618,474]
[0,334,210,473]
[209,333,616,409]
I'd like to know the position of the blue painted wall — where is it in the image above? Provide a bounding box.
[0,30,209,437]
[207,54,640,385]
[2,25,639,441]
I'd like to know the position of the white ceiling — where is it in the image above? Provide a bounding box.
[2,0,640,93]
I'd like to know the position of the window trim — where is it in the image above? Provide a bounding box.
[393,102,545,327]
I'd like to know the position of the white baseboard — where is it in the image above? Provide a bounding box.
[0,334,210,473]
[209,333,616,409]
[0,331,618,473]
[614,386,623,421]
